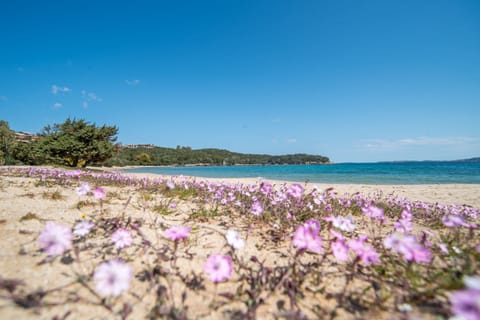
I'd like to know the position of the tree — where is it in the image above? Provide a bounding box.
[40,118,118,167]
[12,141,45,165]
[0,120,17,165]
[135,152,152,165]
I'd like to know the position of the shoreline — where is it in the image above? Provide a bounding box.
[109,168,480,208]
[4,165,480,208]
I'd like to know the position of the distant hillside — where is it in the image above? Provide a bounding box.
[103,145,330,167]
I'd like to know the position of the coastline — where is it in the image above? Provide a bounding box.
[4,165,479,207]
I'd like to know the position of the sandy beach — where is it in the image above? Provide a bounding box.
[119,170,480,208]
[0,166,479,319]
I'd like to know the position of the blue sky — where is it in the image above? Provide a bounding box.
[1,0,479,162]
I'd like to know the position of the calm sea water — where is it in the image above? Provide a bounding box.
[121,162,480,185]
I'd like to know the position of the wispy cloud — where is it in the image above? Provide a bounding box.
[17,67,24,72]
[271,118,281,123]
[286,138,297,144]
[52,102,62,109]
[363,136,480,150]
[81,90,102,106]
[125,79,141,86]
[0,96,7,101]
[52,85,71,95]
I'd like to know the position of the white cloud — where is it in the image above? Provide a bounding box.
[52,102,62,109]
[52,85,71,95]
[363,136,480,150]
[82,90,102,102]
[286,138,297,144]
[82,101,89,109]
[125,79,141,86]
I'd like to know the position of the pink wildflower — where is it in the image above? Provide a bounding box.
[313,195,326,205]
[38,222,72,256]
[76,183,90,196]
[204,254,233,283]
[292,225,323,254]
[287,183,304,199]
[348,236,380,266]
[304,218,321,235]
[437,242,449,254]
[450,276,480,320]
[442,214,474,228]
[259,182,273,195]
[93,260,132,297]
[325,204,333,213]
[329,229,344,240]
[111,228,133,249]
[163,225,191,241]
[394,209,413,233]
[251,201,264,216]
[362,205,384,222]
[73,220,94,237]
[93,187,106,200]
[384,233,431,264]
[331,238,349,262]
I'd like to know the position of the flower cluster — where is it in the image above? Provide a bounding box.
[0,166,478,319]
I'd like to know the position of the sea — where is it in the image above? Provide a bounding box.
[121,161,480,185]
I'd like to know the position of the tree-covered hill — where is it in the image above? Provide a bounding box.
[1,118,330,167]
[104,145,330,167]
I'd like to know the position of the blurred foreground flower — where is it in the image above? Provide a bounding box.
[304,218,321,234]
[73,220,94,237]
[111,228,133,249]
[384,233,431,264]
[292,224,323,254]
[39,222,72,256]
[94,260,132,297]
[450,276,480,320]
[442,214,476,228]
[362,205,385,222]
[76,183,90,196]
[324,215,356,232]
[226,229,245,250]
[93,187,106,200]
[348,236,380,266]
[163,225,191,241]
[204,254,233,283]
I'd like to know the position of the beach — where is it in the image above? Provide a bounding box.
[0,166,479,319]
[119,170,480,208]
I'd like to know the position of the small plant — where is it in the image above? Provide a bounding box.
[42,189,64,200]
[19,212,43,222]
